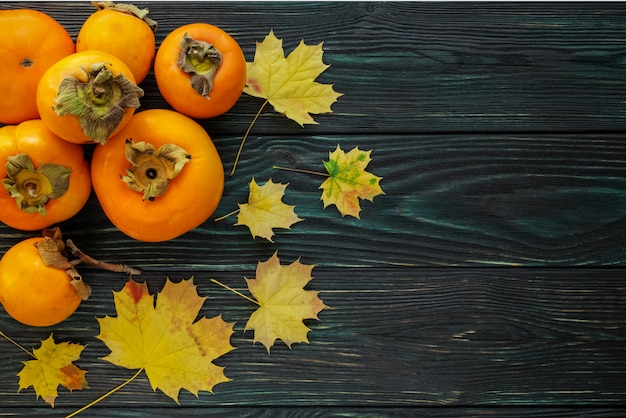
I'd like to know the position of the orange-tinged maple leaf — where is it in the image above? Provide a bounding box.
[96,278,235,403]
[244,29,343,126]
[244,252,327,352]
[235,178,303,242]
[17,334,88,407]
[320,145,384,218]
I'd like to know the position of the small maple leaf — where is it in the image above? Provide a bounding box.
[96,278,235,402]
[244,252,327,353]
[244,29,343,126]
[319,145,385,218]
[17,334,88,407]
[235,178,303,242]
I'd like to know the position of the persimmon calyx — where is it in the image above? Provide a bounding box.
[92,1,158,32]
[122,138,191,201]
[177,33,222,99]
[34,228,92,301]
[2,154,71,215]
[53,62,144,145]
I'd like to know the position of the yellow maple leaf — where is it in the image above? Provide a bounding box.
[244,252,327,353]
[320,145,385,218]
[235,178,303,242]
[96,278,235,403]
[17,334,88,407]
[244,29,343,126]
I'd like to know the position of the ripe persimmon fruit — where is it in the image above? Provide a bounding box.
[0,119,92,231]
[36,50,144,145]
[0,237,82,327]
[77,2,157,84]
[0,8,75,124]
[154,23,246,119]
[90,109,224,242]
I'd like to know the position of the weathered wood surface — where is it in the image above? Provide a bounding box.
[1,2,626,416]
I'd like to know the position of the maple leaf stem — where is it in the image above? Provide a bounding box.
[272,165,330,177]
[210,278,260,306]
[214,208,240,222]
[230,99,269,176]
[0,330,35,358]
[65,367,144,418]
[66,239,141,276]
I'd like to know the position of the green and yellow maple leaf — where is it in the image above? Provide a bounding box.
[235,178,303,242]
[96,278,234,403]
[244,252,327,353]
[245,29,342,126]
[320,145,385,218]
[17,334,88,407]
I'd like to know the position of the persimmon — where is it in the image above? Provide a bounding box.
[154,23,246,119]
[0,237,82,327]
[36,51,144,145]
[0,119,92,231]
[76,2,158,84]
[91,109,224,242]
[0,8,75,124]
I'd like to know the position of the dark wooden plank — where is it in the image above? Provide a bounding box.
[2,407,625,417]
[2,2,626,134]
[2,268,625,411]
[2,133,623,268]
[2,407,626,418]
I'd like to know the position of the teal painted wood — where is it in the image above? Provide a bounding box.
[3,133,624,268]
[1,2,626,416]
[2,2,626,134]
[2,268,626,412]
[2,407,625,417]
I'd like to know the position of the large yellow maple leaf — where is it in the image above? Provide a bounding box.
[320,145,385,218]
[231,29,342,175]
[244,29,343,126]
[96,278,234,402]
[235,178,303,242]
[17,334,88,407]
[244,252,327,352]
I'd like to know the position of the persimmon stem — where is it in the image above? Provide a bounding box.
[272,165,330,177]
[66,239,141,276]
[214,208,240,222]
[65,368,144,418]
[231,99,269,176]
[210,278,260,306]
[0,331,35,358]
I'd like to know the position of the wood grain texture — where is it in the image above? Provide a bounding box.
[2,133,622,268]
[1,1,626,416]
[2,268,626,413]
[2,2,626,135]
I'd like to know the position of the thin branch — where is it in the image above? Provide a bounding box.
[65,368,144,418]
[231,99,269,176]
[66,239,141,276]
[210,278,260,306]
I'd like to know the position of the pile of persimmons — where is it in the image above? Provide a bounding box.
[0,3,246,327]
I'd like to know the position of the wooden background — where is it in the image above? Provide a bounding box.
[1,1,626,416]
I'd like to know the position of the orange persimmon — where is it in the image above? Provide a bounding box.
[0,119,92,231]
[90,109,224,242]
[76,2,157,83]
[0,237,83,326]
[154,23,246,119]
[0,8,75,124]
[36,51,144,145]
